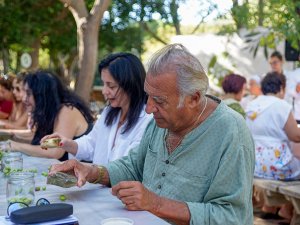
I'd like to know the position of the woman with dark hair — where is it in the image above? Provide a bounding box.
[9,71,94,161]
[42,53,152,165]
[247,72,300,179]
[0,72,28,129]
[246,72,300,220]
[221,73,247,117]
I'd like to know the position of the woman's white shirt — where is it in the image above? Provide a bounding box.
[246,95,300,180]
[75,106,152,166]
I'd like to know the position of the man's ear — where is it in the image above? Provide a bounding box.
[188,92,201,109]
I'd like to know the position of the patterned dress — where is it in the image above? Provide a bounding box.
[246,95,300,180]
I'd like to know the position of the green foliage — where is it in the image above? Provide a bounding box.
[228,0,300,56]
[0,1,76,72]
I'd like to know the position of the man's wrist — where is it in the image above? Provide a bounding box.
[89,165,105,184]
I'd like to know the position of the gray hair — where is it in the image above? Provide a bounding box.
[147,44,209,107]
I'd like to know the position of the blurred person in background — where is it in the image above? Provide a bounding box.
[42,53,152,165]
[9,71,94,161]
[221,73,247,117]
[246,72,300,221]
[0,72,28,129]
[269,51,286,75]
[0,74,14,119]
[241,75,262,109]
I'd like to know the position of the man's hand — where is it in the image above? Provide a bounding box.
[49,159,94,187]
[112,181,161,211]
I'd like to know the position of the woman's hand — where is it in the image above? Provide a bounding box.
[40,133,78,155]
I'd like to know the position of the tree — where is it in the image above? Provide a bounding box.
[0,1,77,75]
[59,0,111,102]
[228,0,300,57]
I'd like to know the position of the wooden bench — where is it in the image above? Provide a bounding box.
[253,178,300,225]
[279,184,300,225]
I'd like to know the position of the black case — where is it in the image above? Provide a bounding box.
[10,203,73,224]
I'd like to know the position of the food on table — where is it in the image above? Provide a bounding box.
[41,138,61,148]
[59,194,67,201]
[8,196,33,205]
[41,171,48,177]
[47,172,77,188]
[35,186,41,191]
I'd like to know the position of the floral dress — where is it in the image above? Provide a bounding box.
[246,95,300,180]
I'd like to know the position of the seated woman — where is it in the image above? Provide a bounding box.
[0,73,28,129]
[246,72,300,220]
[42,53,152,165]
[9,71,94,161]
[0,74,14,119]
[221,73,246,117]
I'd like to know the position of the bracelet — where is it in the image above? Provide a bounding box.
[91,165,105,184]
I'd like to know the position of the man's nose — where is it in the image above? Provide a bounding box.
[145,98,158,114]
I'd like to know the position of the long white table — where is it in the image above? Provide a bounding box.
[0,155,170,225]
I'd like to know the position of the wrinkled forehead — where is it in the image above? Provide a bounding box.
[144,73,178,96]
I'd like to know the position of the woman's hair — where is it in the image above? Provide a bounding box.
[98,53,147,133]
[147,44,208,106]
[222,73,246,94]
[0,73,14,91]
[261,72,286,95]
[270,51,283,61]
[24,71,94,145]
[15,72,27,83]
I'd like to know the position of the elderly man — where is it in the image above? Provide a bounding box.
[50,44,255,225]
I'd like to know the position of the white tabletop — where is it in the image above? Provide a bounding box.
[0,155,170,225]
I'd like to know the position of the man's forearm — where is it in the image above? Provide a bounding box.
[150,194,190,225]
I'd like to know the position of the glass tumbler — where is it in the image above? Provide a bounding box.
[1,152,23,174]
[6,172,35,206]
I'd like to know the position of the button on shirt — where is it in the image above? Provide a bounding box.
[108,100,255,225]
[75,106,153,165]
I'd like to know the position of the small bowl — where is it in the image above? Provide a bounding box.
[101,217,134,225]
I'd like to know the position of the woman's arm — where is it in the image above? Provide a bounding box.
[11,106,87,159]
[0,111,10,119]
[1,111,28,129]
[284,112,300,142]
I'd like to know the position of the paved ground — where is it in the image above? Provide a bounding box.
[254,207,290,225]
[254,216,289,225]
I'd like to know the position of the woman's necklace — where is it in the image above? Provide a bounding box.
[165,97,208,153]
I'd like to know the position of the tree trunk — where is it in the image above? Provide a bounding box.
[59,0,111,103]
[170,0,181,35]
[258,0,264,26]
[75,19,99,101]
[28,39,40,71]
[1,48,9,74]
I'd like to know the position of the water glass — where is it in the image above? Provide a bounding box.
[6,172,35,206]
[1,152,23,174]
[0,140,12,151]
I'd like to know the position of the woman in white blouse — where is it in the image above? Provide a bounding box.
[42,53,152,165]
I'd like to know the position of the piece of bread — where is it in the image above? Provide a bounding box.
[41,138,61,148]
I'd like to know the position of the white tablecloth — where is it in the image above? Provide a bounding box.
[0,155,170,225]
